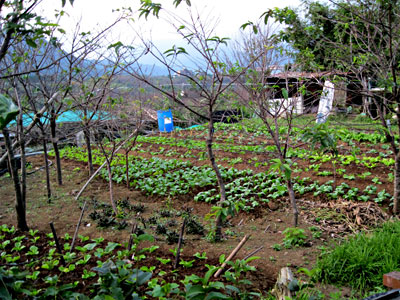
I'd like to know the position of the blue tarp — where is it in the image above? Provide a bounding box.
[174,125,201,131]
[9,110,111,127]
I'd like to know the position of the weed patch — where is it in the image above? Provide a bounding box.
[316,221,400,290]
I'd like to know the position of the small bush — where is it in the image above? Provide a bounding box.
[185,217,205,236]
[147,216,158,224]
[117,198,132,210]
[316,221,400,290]
[132,203,145,213]
[166,231,180,244]
[159,209,173,218]
[282,227,307,248]
[166,219,177,227]
[155,223,167,235]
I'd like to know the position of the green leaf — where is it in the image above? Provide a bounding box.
[282,88,289,99]
[205,291,230,300]
[104,242,120,253]
[185,285,206,299]
[173,0,191,7]
[43,286,58,297]
[0,94,18,130]
[225,285,240,294]
[108,42,126,55]
[93,260,116,275]
[137,234,154,242]
[0,283,12,300]
[26,38,38,48]
[240,21,253,31]
[83,243,97,251]
[208,281,225,290]
[129,269,152,285]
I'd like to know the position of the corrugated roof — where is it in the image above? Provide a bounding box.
[268,71,349,79]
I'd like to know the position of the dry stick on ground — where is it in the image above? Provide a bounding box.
[49,222,65,266]
[75,127,141,201]
[226,245,264,273]
[174,218,187,269]
[214,235,250,278]
[70,200,88,252]
[242,246,264,260]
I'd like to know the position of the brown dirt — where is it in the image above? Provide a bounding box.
[0,155,327,295]
[0,130,394,297]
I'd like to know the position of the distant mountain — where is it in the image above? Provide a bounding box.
[82,57,170,77]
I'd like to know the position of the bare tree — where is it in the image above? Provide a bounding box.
[0,2,129,226]
[228,22,302,226]
[121,7,262,241]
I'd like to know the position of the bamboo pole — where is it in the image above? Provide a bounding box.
[214,235,250,278]
[174,218,187,269]
[70,200,88,252]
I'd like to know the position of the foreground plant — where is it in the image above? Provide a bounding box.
[0,223,263,299]
[316,221,400,290]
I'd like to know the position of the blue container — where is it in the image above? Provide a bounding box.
[157,109,174,132]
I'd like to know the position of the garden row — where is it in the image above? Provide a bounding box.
[0,224,260,299]
[54,146,393,213]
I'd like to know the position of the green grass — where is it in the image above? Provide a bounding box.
[316,221,400,290]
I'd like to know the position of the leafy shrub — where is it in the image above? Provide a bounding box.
[147,216,158,225]
[97,215,117,228]
[155,223,167,235]
[166,231,180,245]
[132,203,145,213]
[282,227,307,248]
[185,216,205,236]
[316,221,400,290]
[159,209,173,218]
[117,198,132,210]
[166,219,177,227]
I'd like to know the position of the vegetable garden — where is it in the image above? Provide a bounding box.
[1,116,399,299]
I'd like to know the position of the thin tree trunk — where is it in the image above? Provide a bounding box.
[50,113,62,185]
[286,179,298,227]
[125,133,140,189]
[16,91,26,205]
[125,154,130,189]
[99,140,118,215]
[2,128,28,231]
[18,116,27,208]
[332,159,336,190]
[206,116,226,242]
[107,162,117,214]
[84,126,94,176]
[0,94,57,166]
[394,152,400,214]
[42,136,52,202]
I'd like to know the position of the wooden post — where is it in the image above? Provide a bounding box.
[174,218,187,269]
[272,267,296,300]
[214,235,250,278]
[49,222,65,266]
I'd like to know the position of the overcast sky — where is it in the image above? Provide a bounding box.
[41,0,300,39]
[38,0,301,66]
